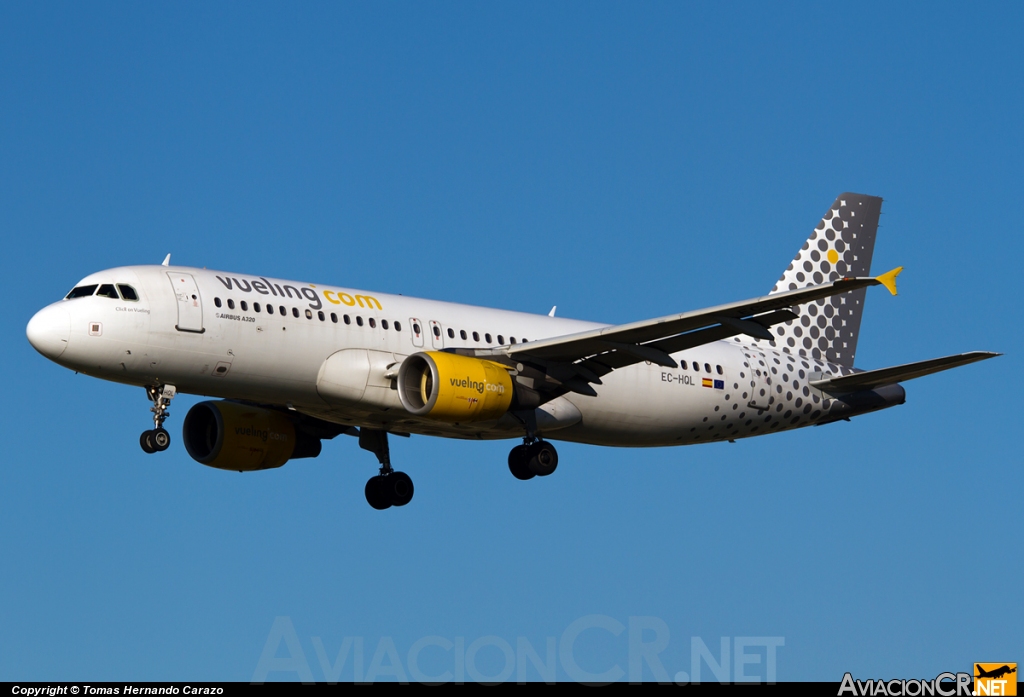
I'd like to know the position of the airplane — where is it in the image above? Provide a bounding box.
[25,193,998,510]
[975,665,1016,680]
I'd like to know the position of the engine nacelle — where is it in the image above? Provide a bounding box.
[182,400,321,471]
[397,351,514,423]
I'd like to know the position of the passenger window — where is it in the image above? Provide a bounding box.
[278,306,286,315]
[214,298,222,308]
[433,325,441,337]
[331,313,338,323]
[485,333,492,343]
[681,360,687,369]
[382,319,389,330]
[254,302,261,312]
[447,327,454,339]
[97,284,119,299]
[472,331,480,342]
[305,309,313,319]
[240,301,248,311]
[394,321,401,332]
[510,337,516,344]
[497,335,504,344]
[267,304,274,315]
[117,285,139,301]
[704,363,711,373]
[716,365,723,375]
[66,285,98,299]
[356,316,363,326]
[370,318,377,328]
[412,323,420,334]
[291,307,298,318]
[345,315,352,325]
[227,299,235,310]
[318,311,325,321]
[460,330,467,340]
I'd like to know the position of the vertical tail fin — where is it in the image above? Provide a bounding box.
[755,193,883,368]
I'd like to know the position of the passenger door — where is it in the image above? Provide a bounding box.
[167,272,204,333]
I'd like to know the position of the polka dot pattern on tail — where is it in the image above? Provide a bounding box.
[752,193,882,368]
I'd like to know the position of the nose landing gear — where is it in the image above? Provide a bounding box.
[360,429,415,510]
[140,384,175,454]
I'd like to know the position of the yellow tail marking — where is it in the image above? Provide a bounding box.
[875,266,903,295]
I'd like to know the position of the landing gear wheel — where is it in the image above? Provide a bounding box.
[151,428,171,451]
[527,441,558,477]
[358,430,414,509]
[385,471,414,507]
[508,444,535,480]
[365,476,392,510]
[142,384,176,454]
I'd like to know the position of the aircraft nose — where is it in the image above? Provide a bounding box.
[26,304,71,359]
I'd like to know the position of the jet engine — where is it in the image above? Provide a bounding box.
[397,351,514,422]
[182,400,322,471]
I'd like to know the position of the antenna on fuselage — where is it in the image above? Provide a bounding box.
[161,254,171,266]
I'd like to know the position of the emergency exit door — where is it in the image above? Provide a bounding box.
[744,350,771,410]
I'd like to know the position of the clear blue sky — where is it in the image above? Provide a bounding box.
[1,1,1019,682]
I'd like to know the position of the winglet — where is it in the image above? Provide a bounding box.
[875,266,902,296]
[161,254,171,267]
[548,306,557,317]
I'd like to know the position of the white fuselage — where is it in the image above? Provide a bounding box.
[30,265,872,447]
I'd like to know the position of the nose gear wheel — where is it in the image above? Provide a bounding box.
[140,385,176,454]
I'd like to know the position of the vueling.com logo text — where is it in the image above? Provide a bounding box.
[216,275,382,313]
[234,426,288,444]
[449,377,505,395]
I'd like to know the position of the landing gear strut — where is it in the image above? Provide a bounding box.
[360,429,414,510]
[508,438,558,480]
[140,384,175,454]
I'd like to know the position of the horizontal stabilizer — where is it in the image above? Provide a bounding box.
[810,352,1000,394]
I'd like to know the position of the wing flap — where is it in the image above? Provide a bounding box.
[810,352,1000,394]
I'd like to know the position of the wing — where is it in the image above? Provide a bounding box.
[468,269,903,392]
[810,352,1000,394]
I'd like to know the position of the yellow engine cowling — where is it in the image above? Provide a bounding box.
[182,400,305,471]
[397,352,514,423]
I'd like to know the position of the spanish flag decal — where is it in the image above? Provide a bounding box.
[702,378,713,388]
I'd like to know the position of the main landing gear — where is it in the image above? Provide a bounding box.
[140,384,176,454]
[508,439,558,480]
[360,429,414,510]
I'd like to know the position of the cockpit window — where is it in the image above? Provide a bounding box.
[97,284,120,299]
[66,285,98,299]
[117,285,139,301]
